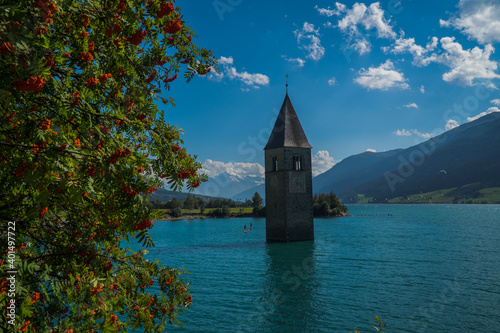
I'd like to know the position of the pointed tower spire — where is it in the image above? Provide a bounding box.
[264,94,312,150]
[264,92,314,242]
[286,74,288,95]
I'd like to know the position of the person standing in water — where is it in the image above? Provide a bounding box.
[244,224,247,232]
[250,222,253,230]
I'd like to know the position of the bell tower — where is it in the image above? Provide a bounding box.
[264,92,314,242]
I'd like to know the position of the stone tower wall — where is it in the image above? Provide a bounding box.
[265,147,314,242]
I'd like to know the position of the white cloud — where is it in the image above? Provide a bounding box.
[302,22,318,34]
[383,33,438,66]
[420,85,425,93]
[394,129,431,139]
[382,34,500,87]
[332,2,396,55]
[433,37,500,86]
[491,99,500,106]
[384,35,426,58]
[366,148,376,153]
[466,107,500,122]
[394,129,412,136]
[354,60,409,90]
[328,77,337,86]
[352,37,371,55]
[403,103,419,109]
[282,56,306,67]
[200,159,264,178]
[226,67,270,86]
[445,119,460,131]
[314,4,345,17]
[440,0,500,44]
[338,2,396,39]
[412,129,432,139]
[208,56,270,89]
[218,56,234,65]
[294,22,325,61]
[312,150,336,176]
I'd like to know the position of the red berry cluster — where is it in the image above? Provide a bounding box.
[15,161,27,178]
[103,261,113,271]
[146,70,156,83]
[84,165,97,177]
[44,56,54,69]
[116,67,126,78]
[121,183,141,197]
[115,0,126,14]
[79,52,94,66]
[178,169,194,179]
[94,139,105,150]
[198,67,212,75]
[32,0,58,23]
[39,206,49,217]
[172,144,181,152]
[98,73,111,83]
[163,20,182,34]
[70,91,80,105]
[85,77,98,87]
[157,2,175,18]
[146,186,159,194]
[99,125,110,134]
[0,42,13,54]
[127,29,147,46]
[136,113,147,121]
[105,23,122,37]
[107,148,131,164]
[13,76,45,92]
[113,23,122,35]
[32,141,46,154]
[81,13,89,27]
[164,73,177,83]
[39,119,51,130]
[6,21,22,32]
[6,112,16,123]
[134,219,153,231]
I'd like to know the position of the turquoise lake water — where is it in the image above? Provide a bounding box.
[140,204,500,332]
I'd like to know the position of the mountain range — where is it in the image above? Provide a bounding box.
[193,171,264,201]
[315,112,500,201]
[152,113,500,203]
[236,112,500,202]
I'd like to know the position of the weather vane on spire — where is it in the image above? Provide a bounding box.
[286,74,289,94]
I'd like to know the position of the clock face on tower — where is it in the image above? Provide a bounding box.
[290,173,305,193]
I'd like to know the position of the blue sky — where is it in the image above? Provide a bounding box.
[163,0,500,180]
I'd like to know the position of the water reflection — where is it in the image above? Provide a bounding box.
[248,241,320,332]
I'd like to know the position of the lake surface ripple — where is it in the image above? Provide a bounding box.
[142,204,500,332]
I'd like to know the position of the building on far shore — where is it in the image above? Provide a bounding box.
[264,92,314,242]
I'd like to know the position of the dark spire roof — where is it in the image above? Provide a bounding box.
[264,94,312,150]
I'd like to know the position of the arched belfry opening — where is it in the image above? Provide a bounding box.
[264,92,314,242]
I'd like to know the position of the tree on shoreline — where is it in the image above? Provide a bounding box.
[313,192,348,217]
[0,0,215,331]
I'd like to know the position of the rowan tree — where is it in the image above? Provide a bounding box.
[0,0,216,331]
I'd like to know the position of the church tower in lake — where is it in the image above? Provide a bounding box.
[264,91,314,242]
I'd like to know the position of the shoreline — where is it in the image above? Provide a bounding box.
[154,211,350,221]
